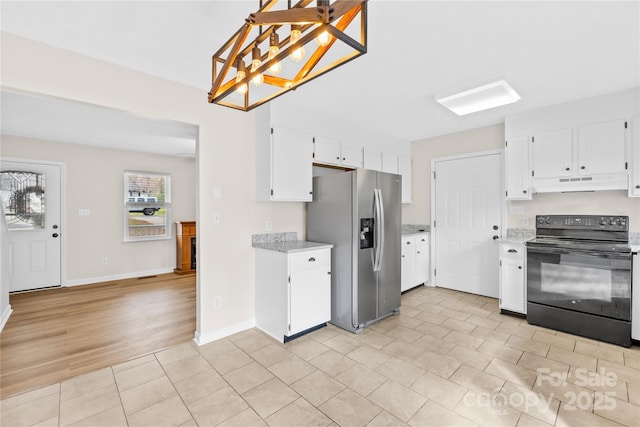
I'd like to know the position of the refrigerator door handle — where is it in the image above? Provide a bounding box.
[373,188,383,272]
[378,188,385,271]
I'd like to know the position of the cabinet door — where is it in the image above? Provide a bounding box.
[314,137,341,166]
[400,237,415,292]
[532,129,573,179]
[341,144,364,168]
[271,126,313,201]
[398,155,412,204]
[505,136,531,200]
[577,119,627,176]
[382,152,398,174]
[363,148,382,171]
[415,235,429,285]
[630,117,640,197]
[499,257,525,314]
[289,267,331,335]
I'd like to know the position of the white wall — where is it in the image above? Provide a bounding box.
[0,32,306,344]
[403,124,505,225]
[1,135,196,284]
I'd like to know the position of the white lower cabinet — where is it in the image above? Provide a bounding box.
[255,247,331,342]
[499,242,526,314]
[401,233,430,292]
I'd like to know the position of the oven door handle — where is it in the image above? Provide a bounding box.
[527,246,631,260]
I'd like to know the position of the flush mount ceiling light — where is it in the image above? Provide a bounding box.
[208,0,368,112]
[435,79,521,116]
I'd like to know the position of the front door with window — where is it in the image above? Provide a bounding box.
[0,161,61,291]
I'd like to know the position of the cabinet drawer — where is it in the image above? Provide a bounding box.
[500,243,524,259]
[290,249,331,272]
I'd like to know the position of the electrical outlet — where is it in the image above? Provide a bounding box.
[101,257,109,265]
[265,221,273,231]
[522,217,530,227]
[214,297,221,309]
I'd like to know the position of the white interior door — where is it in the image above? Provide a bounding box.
[1,161,62,291]
[433,152,502,298]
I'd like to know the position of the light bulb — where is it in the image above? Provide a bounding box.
[289,26,305,62]
[315,29,330,47]
[235,61,248,94]
[268,45,282,74]
[268,32,282,74]
[251,46,263,86]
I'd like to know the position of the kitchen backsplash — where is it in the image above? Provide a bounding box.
[506,228,536,242]
[252,232,298,245]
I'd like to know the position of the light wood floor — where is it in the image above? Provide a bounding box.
[0,273,196,399]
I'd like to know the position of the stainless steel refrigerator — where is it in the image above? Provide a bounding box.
[307,169,401,333]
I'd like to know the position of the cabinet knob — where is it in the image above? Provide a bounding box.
[308,257,316,262]
[507,249,518,253]
[493,235,499,240]
[636,185,640,189]
[523,190,527,194]
[342,157,346,161]
[581,166,586,170]
[336,156,340,160]
[406,241,411,245]
[417,251,420,254]
[565,167,570,171]
[518,266,522,269]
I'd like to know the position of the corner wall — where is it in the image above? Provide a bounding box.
[0,32,306,343]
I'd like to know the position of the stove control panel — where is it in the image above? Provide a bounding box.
[536,215,628,231]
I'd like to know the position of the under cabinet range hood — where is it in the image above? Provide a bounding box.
[531,172,628,193]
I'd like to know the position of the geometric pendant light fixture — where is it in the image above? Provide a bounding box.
[208,0,368,112]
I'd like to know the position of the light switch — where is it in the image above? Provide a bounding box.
[78,209,91,216]
[213,187,222,200]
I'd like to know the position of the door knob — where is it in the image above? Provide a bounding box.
[52,233,59,238]
[492,235,499,240]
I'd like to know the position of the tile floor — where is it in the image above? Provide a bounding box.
[2,285,639,427]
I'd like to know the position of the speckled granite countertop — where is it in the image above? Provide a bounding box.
[252,232,332,253]
[402,224,430,236]
[253,240,333,253]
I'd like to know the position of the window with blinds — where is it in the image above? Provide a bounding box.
[124,171,171,241]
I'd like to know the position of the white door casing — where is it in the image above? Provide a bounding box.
[0,160,62,292]
[431,151,503,298]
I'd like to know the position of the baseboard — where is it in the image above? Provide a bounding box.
[63,268,175,287]
[0,304,13,332]
[193,318,256,346]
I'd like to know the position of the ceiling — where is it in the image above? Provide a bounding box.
[1,1,638,154]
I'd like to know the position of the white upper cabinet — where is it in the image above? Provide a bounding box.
[256,125,313,202]
[313,137,363,169]
[341,144,364,169]
[504,135,531,200]
[577,119,627,175]
[531,128,573,179]
[382,152,398,174]
[313,137,341,166]
[363,148,382,171]
[630,117,640,197]
[398,155,412,204]
[505,88,638,194]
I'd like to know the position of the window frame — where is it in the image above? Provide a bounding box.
[123,170,171,242]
